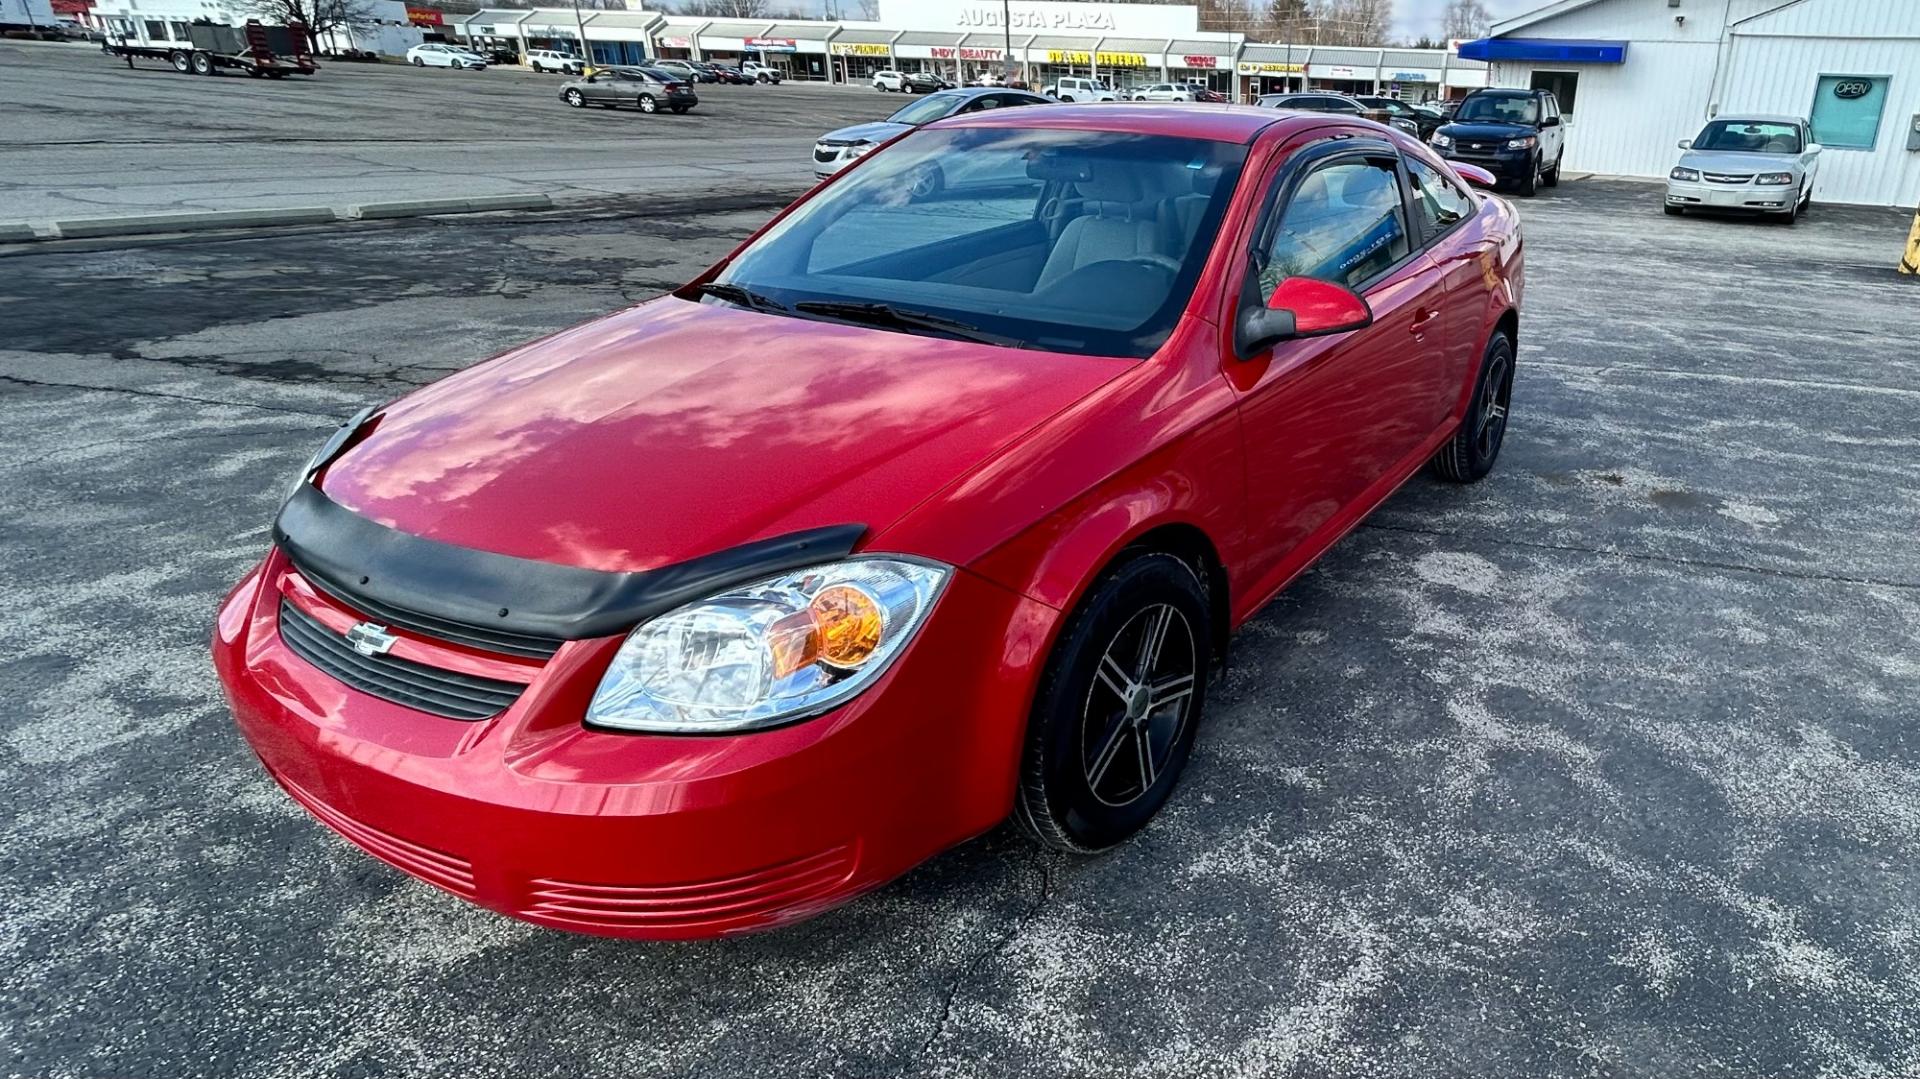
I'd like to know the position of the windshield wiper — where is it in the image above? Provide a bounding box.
[791,300,1030,349]
[693,281,791,315]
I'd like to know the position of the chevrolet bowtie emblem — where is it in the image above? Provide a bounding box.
[345,621,397,657]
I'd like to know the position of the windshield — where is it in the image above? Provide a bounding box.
[887,93,965,125]
[1693,120,1802,153]
[713,128,1249,358]
[1455,93,1538,125]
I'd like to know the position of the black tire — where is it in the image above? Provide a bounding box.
[1663,205,1684,216]
[1431,329,1515,483]
[1514,156,1538,197]
[170,50,191,72]
[1542,153,1560,187]
[190,51,213,76]
[531,62,543,73]
[637,93,656,113]
[1014,552,1211,854]
[411,56,423,66]
[670,104,689,114]
[563,88,584,108]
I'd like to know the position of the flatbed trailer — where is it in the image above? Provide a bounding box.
[104,20,316,78]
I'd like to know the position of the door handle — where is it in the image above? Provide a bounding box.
[1410,308,1440,332]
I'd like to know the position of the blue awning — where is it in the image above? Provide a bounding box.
[1457,38,1627,63]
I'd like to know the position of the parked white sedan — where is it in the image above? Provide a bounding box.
[406,43,488,70]
[1129,83,1195,102]
[1665,114,1821,222]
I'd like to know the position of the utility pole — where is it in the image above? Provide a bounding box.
[572,0,590,72]
[1002,0,1013,84]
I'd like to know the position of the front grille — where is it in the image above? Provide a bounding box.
[520,844,857,932]
[278,599,526,721]
[287,551,561,660]
[813,146,839,164]
[1704,172,1752,185]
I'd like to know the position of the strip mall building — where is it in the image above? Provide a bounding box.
[445,0,1490,102]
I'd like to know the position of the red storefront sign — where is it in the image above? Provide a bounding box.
[1181,55,1218,68]
[405,6,443,25]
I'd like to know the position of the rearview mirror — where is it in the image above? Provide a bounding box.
[1235,276,1374,357]
[1452,162,1498,188]
[1677,138,1692,149]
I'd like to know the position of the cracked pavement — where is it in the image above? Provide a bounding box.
[3,165,1920,1076]
[0,40,891,224]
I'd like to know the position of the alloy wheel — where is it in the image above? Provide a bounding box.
[1475,348,1512,461]
[1080,603,1197,808]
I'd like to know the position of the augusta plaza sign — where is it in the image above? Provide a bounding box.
[877,0,1200,39]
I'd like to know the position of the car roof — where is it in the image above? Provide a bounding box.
[928,86,1036,100]
[1467,87,1537,97]
[936,102,1311,143]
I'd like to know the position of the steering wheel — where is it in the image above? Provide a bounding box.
[1123,254,1183,274]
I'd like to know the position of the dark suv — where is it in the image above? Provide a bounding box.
[1430,87,1566,196]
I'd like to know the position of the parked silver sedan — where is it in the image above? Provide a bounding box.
[1665,114,1821,222]
[812,87,1050,183]
[559,67,698,115]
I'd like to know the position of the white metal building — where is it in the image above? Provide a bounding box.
[1465,0,1920,207]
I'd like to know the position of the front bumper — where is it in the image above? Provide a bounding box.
[812,145,866,180]
[1664,178,1794,212]
[213,549,1055,939]
[1436,145,1533,184]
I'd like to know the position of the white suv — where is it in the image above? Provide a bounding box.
[526,49,583,75]
[740,60,783,83]
[1129,83,1194,102]
[872,69,907,92]
[1047,76,1117,103]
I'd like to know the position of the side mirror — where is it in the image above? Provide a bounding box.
[1677,138,1692,149]
[1236,276,1373,357]
[1453,162,1498,188]
[1541,116,1561,127]
[1806,142,1822,154]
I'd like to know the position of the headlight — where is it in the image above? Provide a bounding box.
[1670,167,1701,182]
[1755,171,1794,186]
[585,558,949,733]
[1430,132,1452,148]
[1506,135,1537,149]
[848,142,878,158]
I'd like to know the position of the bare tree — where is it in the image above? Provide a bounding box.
[673,0,769,16]
[1310,0,1395,45]
[238,0,376,51]
[1441,0,1491,40]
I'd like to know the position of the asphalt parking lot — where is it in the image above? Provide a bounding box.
[0,40,890,221]
[5,87,1920,1077]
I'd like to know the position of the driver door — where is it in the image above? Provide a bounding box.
[1227,138,1451,599]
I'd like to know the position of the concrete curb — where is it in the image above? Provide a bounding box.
[51,206,339,239]
[1,193,561,244]
[349,194,554,220]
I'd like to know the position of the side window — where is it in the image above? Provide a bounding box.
[1405,156,1474,237]
[1260,158,1411,293]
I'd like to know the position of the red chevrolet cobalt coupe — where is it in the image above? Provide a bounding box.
[213,106,1521,938]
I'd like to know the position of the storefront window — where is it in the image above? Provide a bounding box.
[1809,75,1889,150]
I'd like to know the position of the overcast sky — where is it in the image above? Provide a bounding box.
[1396,0,1546,41]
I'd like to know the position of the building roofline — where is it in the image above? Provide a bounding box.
[1490,0,1608,37]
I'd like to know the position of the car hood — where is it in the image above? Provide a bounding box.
[820,120,912,144]
[1678,150,1802,173]
[1441,120,1536,140]
[319,297,1130,574]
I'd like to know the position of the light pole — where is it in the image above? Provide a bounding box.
[1002,0,1013,84]
[572,0,590,72]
